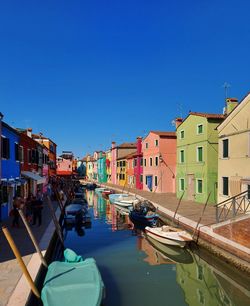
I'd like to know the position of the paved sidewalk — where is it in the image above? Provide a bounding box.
[0,199,58,306]
[102,183,250,268]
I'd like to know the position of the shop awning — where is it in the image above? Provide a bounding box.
[21,171,46,184]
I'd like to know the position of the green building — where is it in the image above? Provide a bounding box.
[97,152,107,183]
[176,112,224,204]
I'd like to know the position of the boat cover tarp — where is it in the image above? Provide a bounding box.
[41,258,104,306]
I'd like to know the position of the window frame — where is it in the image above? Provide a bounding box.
[180,149,185,163]
[155,139,159,147]
[222,138,229,158]
[179,178,185,191]
[180,130,185,139]
[149,157,153,166]
[155,156,158,166]
[197,146,203,162]
[222,177,229,196]
[197,124,204,135]
[196,179,203,194]
[154,175,158,187]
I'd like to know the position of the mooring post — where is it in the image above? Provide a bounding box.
[2,226,40,298]
[18,209,48,268]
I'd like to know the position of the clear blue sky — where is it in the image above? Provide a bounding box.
[1,1,250,158]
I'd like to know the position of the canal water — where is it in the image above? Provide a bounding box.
[63,190,250,306]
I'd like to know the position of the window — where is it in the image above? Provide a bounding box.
[150,158,152,166]
[27,149,31,164]
[247,185,250,200]
[155,156,158,166]
[155,139,158,147]
[222,177,229,196]
[180,130,184,139]
[197,147,203,162]
[133,159,137,167]
[0,186,8,204]
[197,179,203,193]
[140,175,143,183]
[179,178,185,191]
[15,143,19,161]
[140,158,143,166]
[180,150,184,163]
[122,160,126,167]
[19,146,24,162]
[145,176,147,185]
[144,158,147,167]
[117,162,119,167]
[222,139,229,158]
[145,142,148,149]
[154,176,158,186]
[1,137,10,159]
[197,124,203,134]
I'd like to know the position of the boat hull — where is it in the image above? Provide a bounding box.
[146,229,186,248]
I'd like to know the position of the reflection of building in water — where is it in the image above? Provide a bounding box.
[97,196,106,219]
[110,205,134,232]
[176,252,250,306]
[105,201,112,224]
[93,192,98,218]
[86,190,94,207]
[138,237,174,266]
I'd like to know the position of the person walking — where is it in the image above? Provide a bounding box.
[11,196,21,228]
[31,196,43,226]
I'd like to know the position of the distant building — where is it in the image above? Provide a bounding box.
[111,142,137,185]
[32,133,57,177]
[97,152,107,183]
[105,149,112,183]
[56,156,73,177]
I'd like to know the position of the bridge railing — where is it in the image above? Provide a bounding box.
[214,190,250,223]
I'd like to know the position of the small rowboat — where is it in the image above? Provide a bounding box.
[41,249,105,306]
[145,225,193,248]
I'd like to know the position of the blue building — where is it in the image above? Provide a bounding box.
[0,122,21,220]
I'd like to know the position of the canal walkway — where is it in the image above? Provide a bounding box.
[0,198,59,306]
[101,182,250,272]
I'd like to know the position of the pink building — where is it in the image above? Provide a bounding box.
[134,137,143,189]
[56,157,72,176]
[142,131,176,193]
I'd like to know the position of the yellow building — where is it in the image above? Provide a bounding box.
[217,95,250,204]
[116,157,127,186]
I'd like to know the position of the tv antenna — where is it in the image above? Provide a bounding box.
[223,82,231,100]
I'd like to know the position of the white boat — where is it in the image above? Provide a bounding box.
[108,193,129,204]
[95,187,106,194]
[145,225,193,248]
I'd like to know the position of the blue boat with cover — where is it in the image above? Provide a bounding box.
[41,249,105,306]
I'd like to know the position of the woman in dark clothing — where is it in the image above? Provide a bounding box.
[12,196,20,227]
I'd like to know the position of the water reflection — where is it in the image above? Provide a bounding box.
[66,190,250,306]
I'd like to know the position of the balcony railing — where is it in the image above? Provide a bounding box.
[214,190,250,223]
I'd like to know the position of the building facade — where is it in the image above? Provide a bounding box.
[217,96,250,203]
[176,113,224,204]
[143,131,176,193]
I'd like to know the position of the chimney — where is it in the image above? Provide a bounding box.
[225,98,238,115]
[26,128,32,138]
[136,137,142,154]
[111,141,116,149]
[175,118,183,128]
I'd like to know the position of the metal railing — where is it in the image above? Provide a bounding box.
[214,190,250,223]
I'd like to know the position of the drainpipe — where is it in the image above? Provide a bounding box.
[0,112,4,181]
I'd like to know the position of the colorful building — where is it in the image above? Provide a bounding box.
[97,152,107,183]
[176,113,224,204]
[32,132,57,177]
[105,149,112,183]
[134,137,143,190]
[126,152,136,188]
[217,96,250,203]
[92,152,99,181]
[77,156,87,178]
[142,131,176,193]
[18,128,45,198]
[111,142,137,185]
[56,157,73,176]
[86,155,94,180]
[116,157,127,186]
[0,122,21,220]
[0,112,3,182]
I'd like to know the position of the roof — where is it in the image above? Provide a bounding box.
[32,133,57,145]
[116,142,137,149]
[150,131,176,137]
[2,122,20,135]
[189,112,225,119]
[177,112,225,129]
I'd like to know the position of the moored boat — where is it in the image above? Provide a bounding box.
[41,249,105,306]
[145,225,193,248]
[129,210,159,227]
[108,193,129,204]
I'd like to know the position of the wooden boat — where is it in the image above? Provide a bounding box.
[146,235,194,264]
[129,210,159,227]
[145,225,193,248]
[102,189,115,195]
[64,204,90,225]
[41,249,105,306]
[108,193,129,204]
